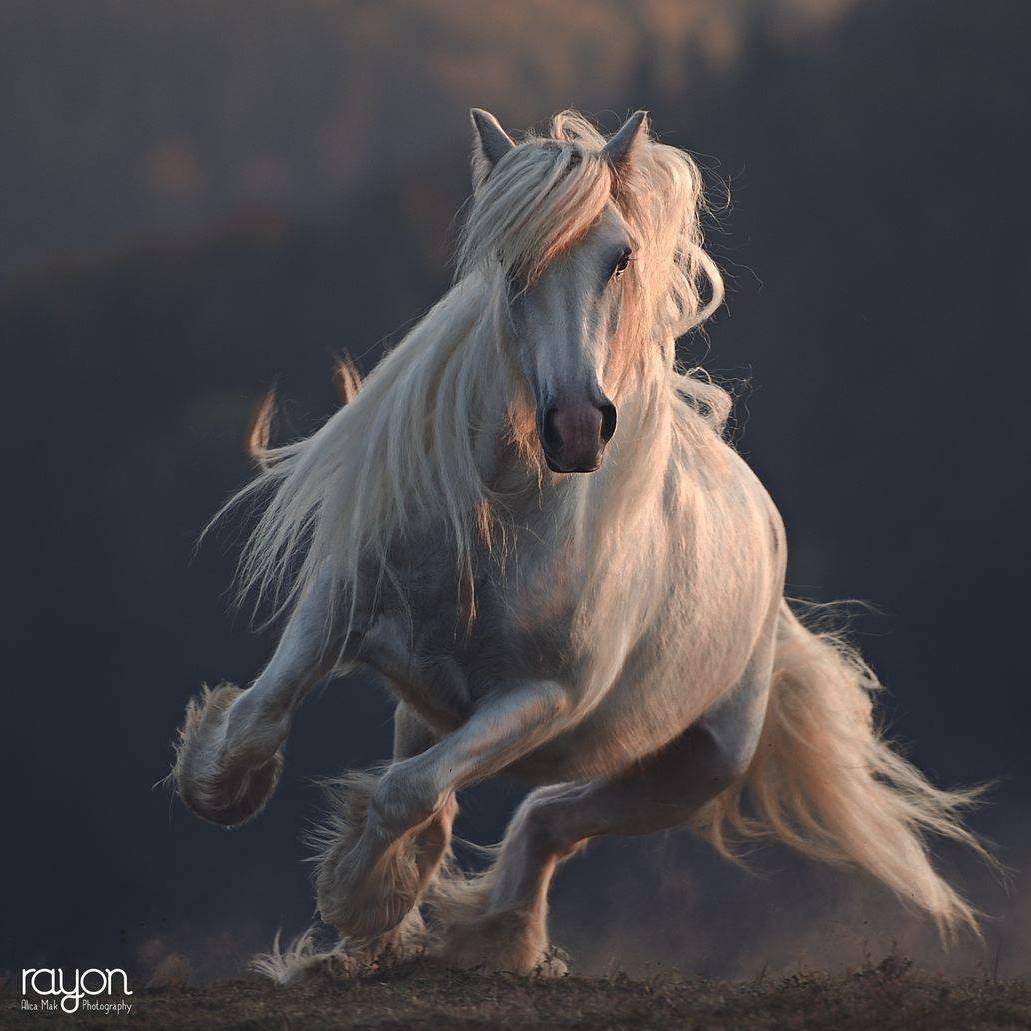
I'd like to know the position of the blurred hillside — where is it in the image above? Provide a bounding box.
[3,0,1030,980]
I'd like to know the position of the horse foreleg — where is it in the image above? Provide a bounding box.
[315,680,570,941]
[436,646,774,974]
[173,569,342,826]
[297,703,452,976]
[388,703,456,915]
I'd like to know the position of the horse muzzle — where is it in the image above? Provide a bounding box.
[539,397,617,473]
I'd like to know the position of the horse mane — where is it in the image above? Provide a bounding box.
[223,110,729,631]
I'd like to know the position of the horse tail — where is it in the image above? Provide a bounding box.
[698,599,991,940]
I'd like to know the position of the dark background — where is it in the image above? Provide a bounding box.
[3,0,1030,981]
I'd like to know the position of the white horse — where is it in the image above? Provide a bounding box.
[173,108,985,977]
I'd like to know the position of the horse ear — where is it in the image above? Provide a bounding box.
[470,108,516,187]
[602,110,649,171]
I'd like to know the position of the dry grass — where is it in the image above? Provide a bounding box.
[5,955,1031,1030]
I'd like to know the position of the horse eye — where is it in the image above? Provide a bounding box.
[611,248,632,278]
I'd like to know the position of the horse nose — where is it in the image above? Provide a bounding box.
[542,397,617,472]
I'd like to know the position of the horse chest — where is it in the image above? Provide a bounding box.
[356,534,585,731]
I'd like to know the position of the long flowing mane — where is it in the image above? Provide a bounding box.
[226,110,729,633]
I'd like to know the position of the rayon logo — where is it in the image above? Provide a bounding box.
[21,967,134,1015]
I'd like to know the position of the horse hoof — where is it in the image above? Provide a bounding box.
[435,908,560,976]
[314,772,420,939]
[319,839,422,940]
[313,772,455,941]
[173,683,283,827]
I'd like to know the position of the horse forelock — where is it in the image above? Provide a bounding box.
[458,138,614,288]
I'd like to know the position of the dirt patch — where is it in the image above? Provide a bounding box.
[5,956,1030,1030]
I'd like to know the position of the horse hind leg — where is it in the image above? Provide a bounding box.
[434,636,776,975]
[426,779,574,976]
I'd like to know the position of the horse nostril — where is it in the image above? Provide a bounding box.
[598,401,617,443]
[542,405,562,452]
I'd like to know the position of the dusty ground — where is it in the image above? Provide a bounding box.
[5,956,1030,1030]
